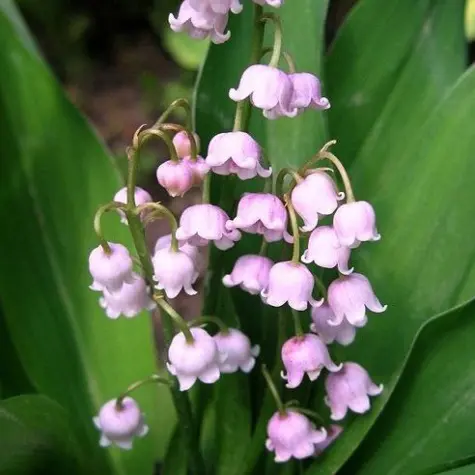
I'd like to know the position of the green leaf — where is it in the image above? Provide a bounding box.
[0,6,174,474]
[0,395,83,475]
[340,299,475,475]
[163,30,210,71]
[265,0,329,171]
[326,0,432,160]
[306,2,469,473]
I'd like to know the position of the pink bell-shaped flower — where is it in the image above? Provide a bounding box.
[310,303,356,346]
[167,327,225,391]
[183,155,210,186]
[152,247,198,298]
[173,131,200,158]
[222,254,273,295]
[291,171,344,232]
[113,186,152,224]
[252,0,283,6]
[266,410,327,462]
[281,334,342,388]
[214,328,260,373]
[205,131,271,179]
[169,1,231,44]
[156,159,194,197]
[289,73,330,114]
[261,261,322,311]
[325,362,383,420]
[89,243,134,293]
[188,0,242,14]
[229,65,297,119]
[93,397,148,450]
[176,204,241,250]
[155,233,206,276]
[333,200,380,247]
[99,273,156,319]
[327,273,387,327]
[314,424,343,456]
[302,226,352,274]
[226,193,293,243]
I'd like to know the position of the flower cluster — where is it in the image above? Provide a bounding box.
[88,2,387,468]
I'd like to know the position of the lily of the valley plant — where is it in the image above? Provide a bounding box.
[88,0,386,470]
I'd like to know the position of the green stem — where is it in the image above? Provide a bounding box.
[285,196,301,263]
[233,100,247,132]
[258,239,268,256]
[292,407,325,424]
[202,175,211,204]
[299,140,337,175]
[153,98,193,130]
[260,13,282,68]
[318,150,355,202]
[262,365,286,416]
[261,48,296,73]
[291,309,304,337]
[137,128,179,162]
[275,167,303,196]
[314,276,328,299]
[116,374,170,410]
[93,202,127,253]
[155,297,195,344]
[159,123,198,161]
[189,315,229,334]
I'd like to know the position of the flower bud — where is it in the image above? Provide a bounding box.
[173,131,200,158]
[310,303,356,346]
[266,410,327,462]
[281,334,341,388]
[93,397,148,450]
[214,328,260,373]
[327,273,387,327]
[325,362,383,420]
[261,261,322,311]
[176,204,241,250]
[205,131,271,180]
[89,243,134,293]
[222,254,273,295]
[99,273,155,319]
[156,160,194,197]
[229,65,297,119]
[167,327,225,391]
[290,171,344,232]
[226,193,293,243]
[152,247,198,299]
[333,200,380,248]
[113,186,152,224]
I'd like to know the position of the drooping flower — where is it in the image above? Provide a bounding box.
[229,65,298,119]
[183,155,210,186]
[113,186,152,224]
[290,171,344,232]
[302,226,352,274]
[222,254,273,295]
[173,131,200,158]
[266,410,327,462]
[214,328,260,373]
[226,193,293,243]
[99,273,155,319]
[155,233,206,276]
[325,362,383,420]
[252,0,283,6]
[169,1,231,44]
[333,201,380,248]
[314,425,343,456]
[289,73,330,114]
[281,334,342,388]
[167,327,225,391]
[261,261,322,311]
[205,131,271,179]
[89,243,134,293]
[327,273,387,327]
[310,303,356,346]
[187,0,242,14]
[152,247,198,298]
[156,159,194,197]
[93,397,148,450]
[176,204,241,250]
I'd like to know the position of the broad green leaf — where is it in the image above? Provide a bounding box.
[341,300,475,475]
[265,0,329,171]
[0,7,174,474]
[435,465,475,475]
[326,0,432,160]
[306,4,469,473]
[0,395,83,474]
